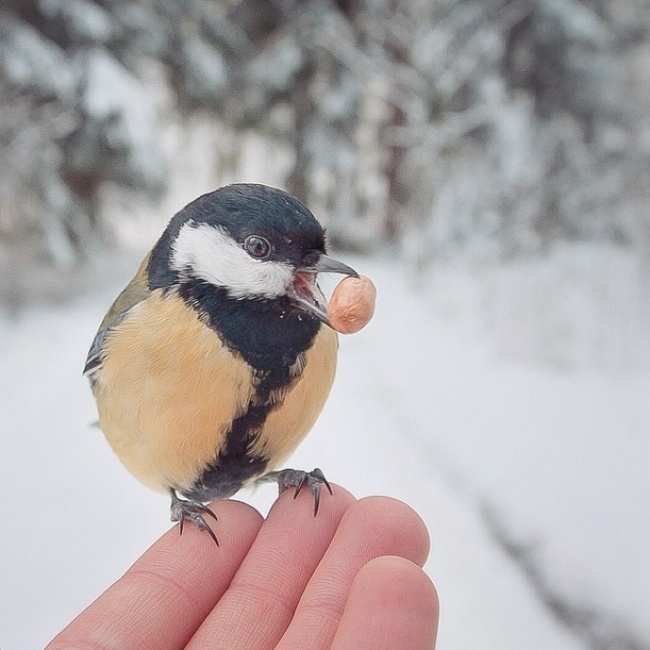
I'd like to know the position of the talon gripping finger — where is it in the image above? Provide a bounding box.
[257,467,333,517]
[202,519,220,547]
[198,505,219,522]
[312,485,321,517]
[294,474,308,499]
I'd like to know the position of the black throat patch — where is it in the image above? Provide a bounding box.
[178,280,321,371]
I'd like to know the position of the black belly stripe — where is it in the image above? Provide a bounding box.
[181,404,269,501]
[180,361,305,502]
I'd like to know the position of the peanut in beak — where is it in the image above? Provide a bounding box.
[327,275,376,334]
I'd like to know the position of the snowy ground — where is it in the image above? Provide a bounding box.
[1,253,648,650]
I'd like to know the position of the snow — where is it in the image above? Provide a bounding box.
[544,0,611,45]
[0,16,75,100]
[181,38,228,102]
[1,249,648,649]
[246,35,303,92]
[424,244,650,373]
[78,48,165,188]
[39,0,115,43]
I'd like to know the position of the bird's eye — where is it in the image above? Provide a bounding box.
[244,235,271,259]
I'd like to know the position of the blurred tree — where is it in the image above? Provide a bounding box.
[0,0,648,276]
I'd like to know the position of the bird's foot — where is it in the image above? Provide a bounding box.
[170,491,220,546]
[258,467,333,516]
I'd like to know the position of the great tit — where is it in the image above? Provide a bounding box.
[84,184,358,544]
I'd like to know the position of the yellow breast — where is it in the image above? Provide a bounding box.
[92,290,337,492]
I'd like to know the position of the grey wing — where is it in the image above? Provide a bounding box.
[83,328,112,378]
[83,254,151,379]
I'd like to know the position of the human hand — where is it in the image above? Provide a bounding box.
[48,487,438,649]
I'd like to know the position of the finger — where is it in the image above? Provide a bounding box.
[276,496,430,650]
[47,500,263,650]
[187,484,355,650]
[331,556,439,650]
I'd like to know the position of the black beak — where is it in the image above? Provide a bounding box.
[289,253,358,326]
[310,254,359,278]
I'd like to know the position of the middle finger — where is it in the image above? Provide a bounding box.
[187,483,355,650]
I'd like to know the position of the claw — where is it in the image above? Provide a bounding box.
[197,503,219,523]
[293,473,308,499]
[170,490,220,547]
[312,484,321,517]
[202,520,220,547]
[312,468,333,495]
[258,468,333,516]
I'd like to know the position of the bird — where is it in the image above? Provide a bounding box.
[84,183,358,544]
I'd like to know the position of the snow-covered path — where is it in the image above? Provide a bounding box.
[1,258,647,650]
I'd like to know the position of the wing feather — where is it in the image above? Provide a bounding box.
[83,254,151,377]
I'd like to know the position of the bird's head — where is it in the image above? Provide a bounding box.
[148,184,357,327]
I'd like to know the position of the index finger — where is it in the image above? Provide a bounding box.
[47,499,263,650]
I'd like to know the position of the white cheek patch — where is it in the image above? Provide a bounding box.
[171,222,293,299]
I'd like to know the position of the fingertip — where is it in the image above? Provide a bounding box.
[356,556,439,618]
[346,496,430,566]
[331,555,438,649]
[211,498,265,530]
